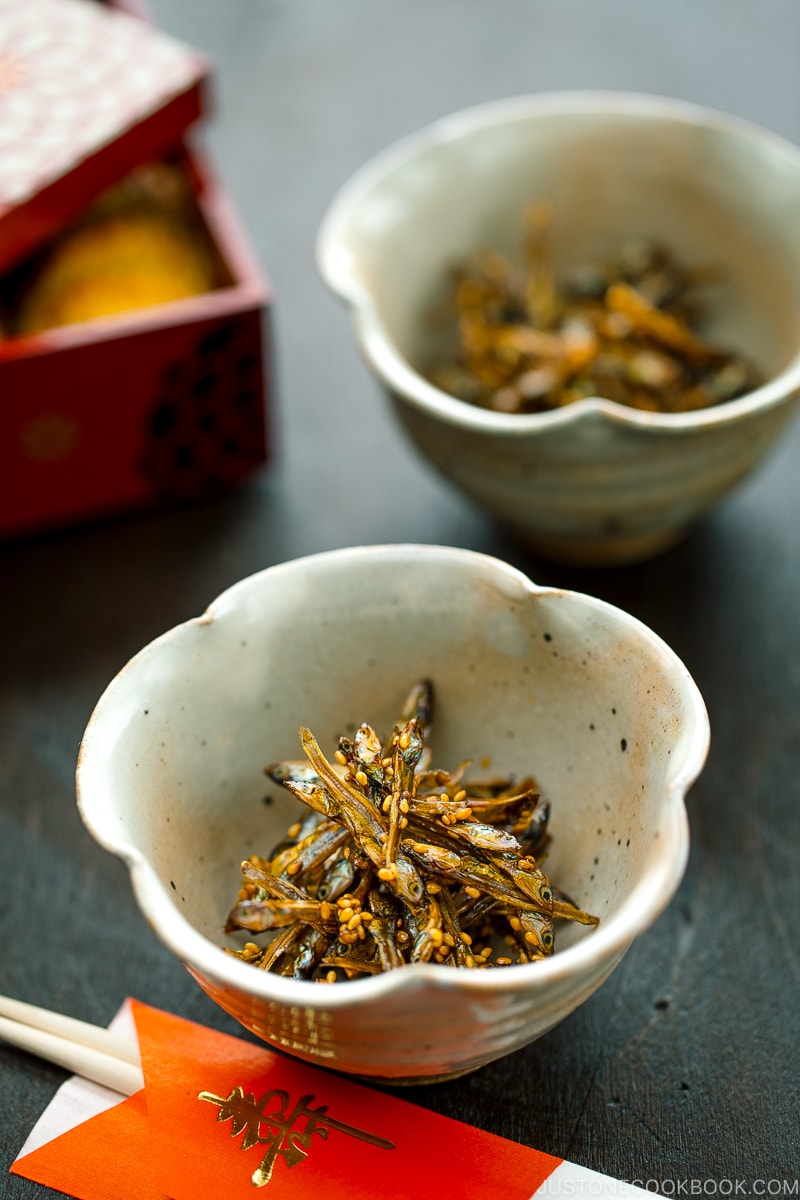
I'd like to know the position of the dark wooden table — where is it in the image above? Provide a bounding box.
[3,2,799,1195]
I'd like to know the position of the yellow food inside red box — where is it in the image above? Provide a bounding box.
[9,164,221,336]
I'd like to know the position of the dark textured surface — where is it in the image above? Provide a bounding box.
[2,3,800,1196]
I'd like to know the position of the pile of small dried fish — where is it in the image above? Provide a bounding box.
[426,201,762,414]
[225,680,598,982]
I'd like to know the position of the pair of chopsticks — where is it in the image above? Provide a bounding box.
[0,995,143,1096]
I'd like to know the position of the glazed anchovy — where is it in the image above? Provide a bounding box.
[224,680,599,981]
[426,207,763,416]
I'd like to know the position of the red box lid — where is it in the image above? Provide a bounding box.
[0,0,209,273]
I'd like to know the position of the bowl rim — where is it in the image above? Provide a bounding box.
[76,543,710,1009]
[317,90,800,437]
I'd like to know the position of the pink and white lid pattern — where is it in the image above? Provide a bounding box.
[0,0,205,212]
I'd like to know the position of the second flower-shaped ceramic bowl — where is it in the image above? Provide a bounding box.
[318,93,800,565]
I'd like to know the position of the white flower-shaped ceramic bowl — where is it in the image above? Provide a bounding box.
[77,545,709,1082]
[318,93,800,566]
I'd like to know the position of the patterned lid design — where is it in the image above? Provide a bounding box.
[0,0,207,268]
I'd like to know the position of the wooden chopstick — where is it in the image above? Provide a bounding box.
[0,995,143,1096]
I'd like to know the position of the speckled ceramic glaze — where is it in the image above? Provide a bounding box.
[317,93,800,565]
[77,546,709,1081]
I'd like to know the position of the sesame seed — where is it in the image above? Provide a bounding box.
[377,867,395,882]
[524,931,539,945]
[453,789,467,804]
[464,886,481,899]
[496,957,513,966]
[286,822,302,839]
[287,862,301,875]
[509,916,521,931]
[355,770,369,787]
[460,932,473,945]
[334,750,347,765]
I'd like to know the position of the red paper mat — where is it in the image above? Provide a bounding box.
[12,999,656,1200]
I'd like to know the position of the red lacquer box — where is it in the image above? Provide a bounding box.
[0,0,271,539]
